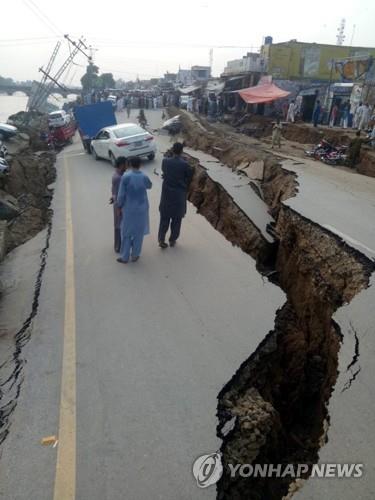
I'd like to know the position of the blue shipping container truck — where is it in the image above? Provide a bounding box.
[74,101,117,153]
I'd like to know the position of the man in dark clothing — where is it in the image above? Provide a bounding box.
[347,130,369,168]
[158,142,194,248]
[313,100,321,127]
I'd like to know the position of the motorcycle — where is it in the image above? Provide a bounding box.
[305,139,348,165]
[0,157,10,175]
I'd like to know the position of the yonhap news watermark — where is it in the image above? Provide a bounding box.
[192,452,364,488]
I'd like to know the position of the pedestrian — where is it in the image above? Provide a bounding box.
[111,157,127,253]
[286,100,295,123]
[353,102,363,129]
[359,103,370,131]
[158,142,194,248]
[329,103,338,127]
[271,118,282,149]
[126,98,131,118]
[346,130,369,168]
[282,101,289,120]
[187,96,194,112]
[341,100,350,128]
[312,100,321,127]
[116,157,152,264]
[137,109,147,128]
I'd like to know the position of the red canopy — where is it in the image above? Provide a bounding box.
[238,83,290,104]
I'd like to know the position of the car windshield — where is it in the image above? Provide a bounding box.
[113,126,145,138]
[50,113,63,118]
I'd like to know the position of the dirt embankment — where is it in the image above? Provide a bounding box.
[1,111,56,253]
[174,110,375,499]
[171,107,375,178]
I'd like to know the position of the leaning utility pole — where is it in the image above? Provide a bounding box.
[30,35,91,112]
[27,41,61,111]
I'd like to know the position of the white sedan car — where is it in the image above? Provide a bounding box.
[90,123,156,165]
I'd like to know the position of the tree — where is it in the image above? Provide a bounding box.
[99,73,116,90]
[80,63,100,93]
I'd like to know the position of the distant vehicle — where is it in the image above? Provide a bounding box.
[0,123,17,140]
[91,123,156,164]
[48,110,70,128]
[107,95,117,109]
[50,122,76,148]
[179,95,189,109]
[74,101,117,153]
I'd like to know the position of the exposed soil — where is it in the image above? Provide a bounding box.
[187,155,275,268]
[170,107,375,178]
[1,112,56,253]
[174,110,375,499]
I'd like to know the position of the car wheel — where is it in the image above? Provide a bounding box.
[148,152,155,161]
[109,151,116,166]
[91,145,100,160]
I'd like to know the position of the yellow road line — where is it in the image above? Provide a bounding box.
[53,154,77,500]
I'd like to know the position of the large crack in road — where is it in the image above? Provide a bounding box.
[174,110,375,499]
[0,217,53,446]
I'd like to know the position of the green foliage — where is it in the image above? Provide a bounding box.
[99,73,116,90]
[80,63,101,93]
[0,76,15,86]
[80,65,116,93]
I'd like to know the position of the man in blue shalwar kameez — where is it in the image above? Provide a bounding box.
[116,157,152,263]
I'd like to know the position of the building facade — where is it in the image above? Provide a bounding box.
[191,66,211,81]
[223,53,265,75]
[262,40,375,81]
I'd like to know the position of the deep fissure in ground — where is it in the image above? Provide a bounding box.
[177,112,375,499]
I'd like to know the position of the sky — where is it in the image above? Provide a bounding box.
[1,0,375,86]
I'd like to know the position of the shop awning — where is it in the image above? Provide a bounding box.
[238,83,290,104]
[178,85,201,94]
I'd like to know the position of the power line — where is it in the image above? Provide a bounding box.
[88,37,254,50]
[0,36,60,43]
[25,0,63,35]
[22,0,62,36]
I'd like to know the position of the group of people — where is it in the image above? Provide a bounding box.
[329,101,372,130]
[110,142,193,263]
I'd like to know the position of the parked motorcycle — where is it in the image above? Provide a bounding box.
[0,157,10,175]
[0,141,8,159]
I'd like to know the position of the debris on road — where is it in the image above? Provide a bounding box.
[40,435,58,447]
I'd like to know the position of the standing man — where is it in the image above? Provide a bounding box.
[359,103,370,131]
[116,157,152,263]
[312,100,321,127]
[347,130,369,169]
[126,98,131,118]
[110,157,127,253]
[329,103,338,127]
[158,142,193,248]
[286,100,295,123]
[271,118,282,149]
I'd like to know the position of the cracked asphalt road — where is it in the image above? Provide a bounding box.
[0,110,284,499]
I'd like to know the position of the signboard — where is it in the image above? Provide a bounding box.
[335,57,373,81]
[303,47,321,77]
